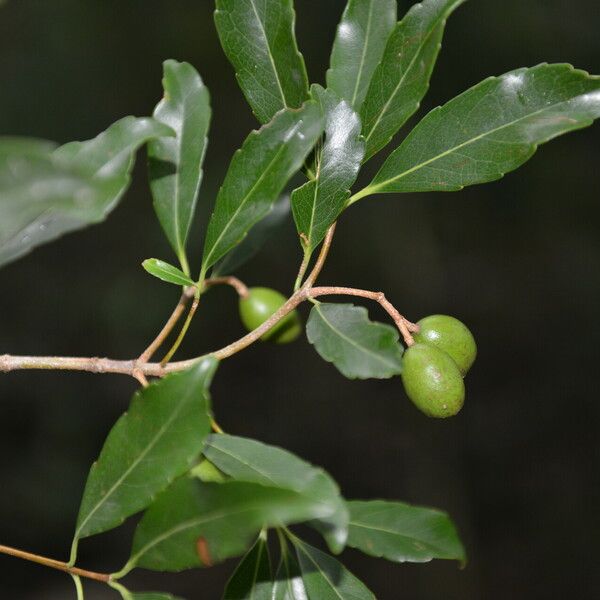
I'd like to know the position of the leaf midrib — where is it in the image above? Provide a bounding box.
[370,96,582,192]
[349,520,444,553]
[75,381,200,539]
[249,0,288,110]
[295,542,345,600]
[364,6,446,145]
[350,0,375,108]
[315,306,400,372]
[204,125,297,268]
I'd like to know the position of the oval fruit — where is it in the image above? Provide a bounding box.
[239,287,302,343]
[414,314,477,375]
[401,343,465,418]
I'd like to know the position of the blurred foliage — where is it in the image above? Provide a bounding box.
[0,1,599,598]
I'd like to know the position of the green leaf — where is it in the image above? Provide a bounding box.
[73,358,218,541]
[0,117,171,268]
[212,194,290,276]
[291,86,365,255]
[0,136,57,157]
[214,0,309,123]
[361,0,467,161]
[347,500,466,563]
[142,258,196,287]
[54,115,173,185]
[0,152,120,268]
[203,433,349,553]
[224,532,273,600]
[201,102,323,272]
[273,546,308,600]
[363,63,600,195]
[292,538,375,600]
[121,478,336,573]
[306,303,403,379]
[326,0,397,111]
[149,60,211,273]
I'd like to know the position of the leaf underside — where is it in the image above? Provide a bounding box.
[306,303,404,379]
[203,433,349,553]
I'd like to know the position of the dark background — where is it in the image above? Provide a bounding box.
[1,1,599,598]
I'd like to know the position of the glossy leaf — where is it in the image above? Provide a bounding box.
[73,358,218,541]
[361,0,467,161]
[149,60,211,272]
[291,86,364,255]
[0,117,171,268]
[0,153,119,268]
[55,116,173,185]
[201,102,323,271]
[223,532,273,600]
[142,258,195,287]
[273,547,308,600]
[123,478,336,573]
[203,433,349,552]
[326,0,396,111]
[347,500,466,563]
[292,538,375,600]
[212,194,290,277]
[365,63,600,194]
[306,303,403,379]
[214,0,309,123]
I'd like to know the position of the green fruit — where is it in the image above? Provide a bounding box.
[239,287,302,343]
[414,314,477,375]
[401,343,465,418]
[192,459,228,483]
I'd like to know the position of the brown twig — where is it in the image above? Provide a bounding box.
[304,223,336,288]
[160,295,200,365]
[203,276,249,298]
[309,287,417,346]
[0,222,419,378]
[0,284,417,378]
[137,286,196,364]
[0,543,111,583]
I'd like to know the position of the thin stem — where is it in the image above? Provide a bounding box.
[310,286,417,346]
[294,248,311,291]
[346,185,376,206]
[204,276,249,298]
[137,287,195,364]
[160,294,200,365]
[210,416,225,434]
[108,580,133,599]
[71,574,84,600]
[304,222,336,288]
[0,543,111,583]
[0,284,417,377]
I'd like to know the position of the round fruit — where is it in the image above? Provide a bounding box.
[239,287,302,343]
[193,459,227,483]
[401,343,465,418]
[414,314,477,375]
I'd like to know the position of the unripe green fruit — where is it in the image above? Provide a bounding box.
[414,314,477,375]
[239,287,302,344]
[192,459,227,483]
[401,343,465,418]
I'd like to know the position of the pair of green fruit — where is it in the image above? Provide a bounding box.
[239,288,476,419]
[403,315,477,418]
